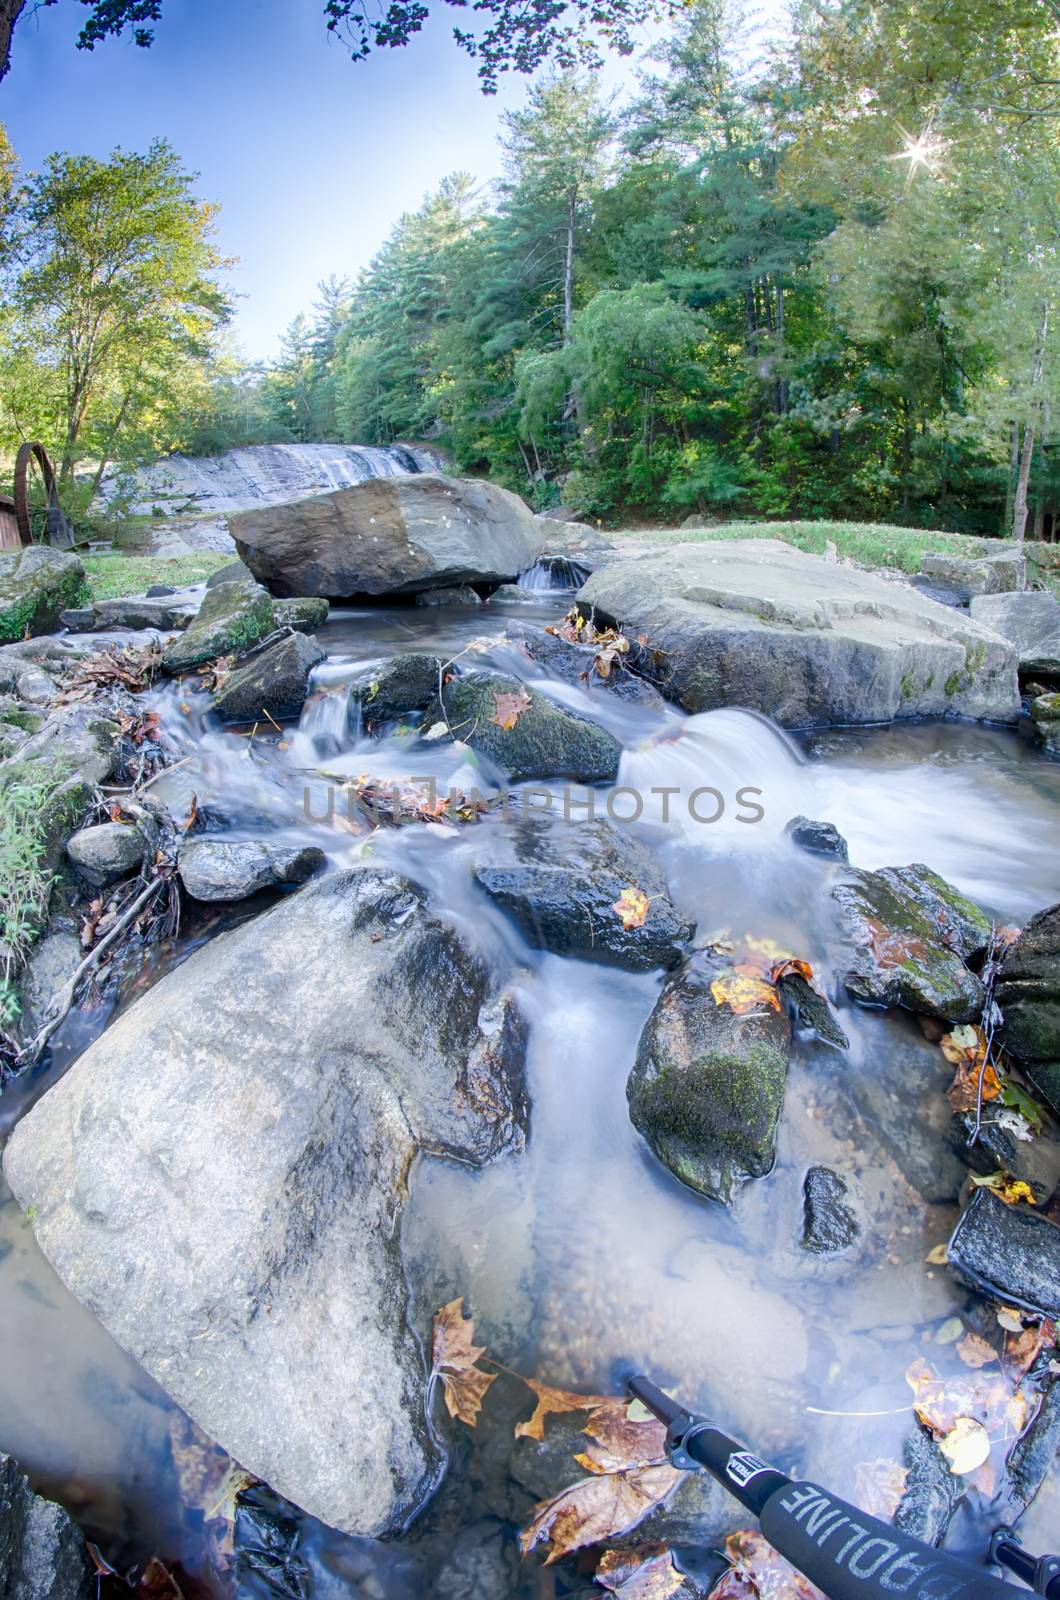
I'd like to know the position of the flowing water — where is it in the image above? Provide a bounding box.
[1,595,1059,1594]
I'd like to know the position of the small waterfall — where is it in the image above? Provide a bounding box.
[98,442,442,518]
[517,556,592,594]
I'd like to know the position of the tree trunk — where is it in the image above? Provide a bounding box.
[775,282,787,416]
[563,188,576,347]
[1013,301,1050,543]
[1003,422,1019,534]
[0,0,26,81]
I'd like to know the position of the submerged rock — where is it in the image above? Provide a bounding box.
[415,585,482,607]
[626,969,789,1203]
[359,653,442,726]
[894,1427,964,1546]
[504,619,667,709]
[784,815,849,861]
[577,540,1019,727]
[472,816,693,971]
[209,632,325,725]
[273,596,330,632]
[436,671,621,783]
[66,820,146,887]
[832,864,991,1021]
[801,1166,859,1254]
[0,547,89,642]
[231,473,546,599]
[970,590,1060,683]
[0,1453,96,1600]
[3,868,529,1536]
[177,838,326,901]
[997,903,1060,1116]
[163,578,276,674]
[947,1187,1060,1317]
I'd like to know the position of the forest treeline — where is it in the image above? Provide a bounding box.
[3,0,1060,534]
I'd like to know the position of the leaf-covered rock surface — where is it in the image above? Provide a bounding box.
[2,867,529,1537]
[472,816,694,971]
[626,967,790,1203]
[832,863,991,1021]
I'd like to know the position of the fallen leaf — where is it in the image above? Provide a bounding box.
[938,1416,991,1476]
[139,1558,185,1599]
[520,1461,682,1564]
[851,1458,909,1521]
[955,1332,998,1370]
[492,687,533,730]
[906,1357,1027,1444]
[515,1379,610,1442]
[1004,1318,1056,1378]
[596,1545,686,1599]
[709,1530,825,1599]
[180,795,199,834]
[860,916,930,971]
[997,1306,1026,1334]
[770,956,815,985]
[942,1025,1002,1113]
[613,887,651,931]
[968,1171,1036,1206]
[710,971,782,1015]
[431,1298,496,1426]
[924,1244,949,1265]
[578,1401,669,1474]
[87,1543,119,1578]
[168,1411,255,1562]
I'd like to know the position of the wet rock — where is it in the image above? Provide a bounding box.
[437,671,621,784]
[233,1486,312,1600]
[921,546,1026,597]
[777,970,848,1049]
[0,546,89,642]
[627,968,790,1204]
[3,867,528,1536]
[415,585,482,607]
[894,1427,964,1545]
[13,931,82,1042]
[273,596,329,632]
[232,473,547,599]
[6,663,55,706]
[163,578,276,674]
[66,821,146,888]
[505,619,668,709]
[209,632,326,725]
[997,903,1060,1116]
[832,864,991,1021]
[472,816,694,971]
[177,838,326,901]
[970,591,1060,683]
[90,595,197,631]
[0,1453,96,1599]
[947,1187,1060,1317]
[784,816,849,861]
[577,540,1019,727]
[801,1166,859,1254]
[1030,692,1060,756]
[59,607,96,632]
[433,1519,521,1600]
[359,653,442,725]
[1003,1376,1060,1517]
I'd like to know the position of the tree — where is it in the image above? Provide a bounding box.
[2,0,683,92]
[1,139,231,485]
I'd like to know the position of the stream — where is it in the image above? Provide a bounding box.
[2,588,1059,1595]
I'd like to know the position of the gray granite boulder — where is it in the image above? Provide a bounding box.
[0,1454,95,1599]
[947,1187,1060,1317]
[0,547,89,643]
[970,590,1060,682]
[66,821,146,887]
[436,671,621,783]
[920,545,1026,597]
[209,632,325,725]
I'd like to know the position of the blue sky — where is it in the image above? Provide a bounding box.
[1,0,649,359]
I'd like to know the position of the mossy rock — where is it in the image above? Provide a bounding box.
[832,863,990,1022]
[163,579,275,674]
[0,547,90,642]
[626,969,790,1204]
[358,653,443,726]
[274,596,330,633]
[435,670,621,783]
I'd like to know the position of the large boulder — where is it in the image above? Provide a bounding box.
[920,545,1026,597]
[832,864,991,1021]
[163,578,275,674]
[626,969,790,1203]
[471,816,694,971]
[970,590,1060,684]
[2,867,529,1536]
[577,540,1019,727]
[209,631,325,724]
[0,547,89,642]
[436,671,621,783]
[0,1453,96,1599]
[996,903,1060,1115]
[230,474,548,600]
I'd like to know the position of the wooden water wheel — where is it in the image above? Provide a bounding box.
[12,441,74,549]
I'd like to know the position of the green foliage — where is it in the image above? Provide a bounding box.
[609,518,986,573]
[80,552,232,600]
[0,766,59,1026]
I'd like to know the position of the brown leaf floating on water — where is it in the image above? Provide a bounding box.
[596,1544,686,1599]
[521,1461,683,1564]
[431,1298,496,1426]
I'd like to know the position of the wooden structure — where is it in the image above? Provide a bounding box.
[6,442,74,549]
[0,493,18,550]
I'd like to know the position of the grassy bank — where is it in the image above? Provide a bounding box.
[610,519,990,574]
[80,552,232,601]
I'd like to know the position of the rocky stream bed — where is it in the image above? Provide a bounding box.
[0,465,1059,1599]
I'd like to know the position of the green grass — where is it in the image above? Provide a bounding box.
[80,551,232,601]
[0,767,60,1027]
[611,519,994,575]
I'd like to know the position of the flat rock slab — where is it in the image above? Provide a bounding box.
[231,473,547,599]
[0,1454,96,1600]
[947,1187,1060,1317]
[472,816,694,971]
[577,540,1019,727]
[970,591,1060,681]
[920,546,1026,596]
[2,868,528,1536]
